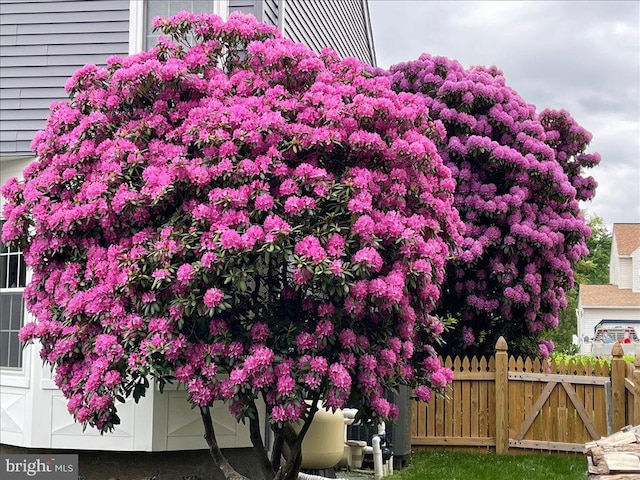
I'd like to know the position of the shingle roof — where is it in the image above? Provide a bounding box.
[580,284,640,307]
[613,224,640,256]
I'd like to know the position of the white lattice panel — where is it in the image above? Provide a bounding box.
[51,393,134,437]
[0,391,25,434]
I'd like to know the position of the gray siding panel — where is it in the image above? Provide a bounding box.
[2,0,376,156]
[0,141,33,155]
[1,9,129,25]
[2,109,52,121]
[2,87,67,99]
[2,53,123,67]
[0,97,52,110]
[285,2,324,53]
[228,0,261,19]
[4,65,98,78]
[0,0,131,14]
[1,31,127,46]
[1,0,129,156]
[2,77,73,88]
[12,20,129,35]
[1,42,129,57]
[1,24,18,35]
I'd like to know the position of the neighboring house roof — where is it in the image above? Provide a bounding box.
[613,223,640,255]
[580,284,640,307]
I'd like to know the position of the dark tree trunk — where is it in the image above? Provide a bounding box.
[271,433,284,472]
[248,398,275,479]
[272,398,320,480]
[273,449,302,480]
[200,406,251,480]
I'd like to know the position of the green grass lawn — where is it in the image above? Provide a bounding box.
[389,450,587,480]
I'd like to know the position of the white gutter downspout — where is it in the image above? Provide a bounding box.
[278,0,287,37]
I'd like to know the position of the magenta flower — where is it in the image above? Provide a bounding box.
[152,268,170,281]
[388,53,597,358]
[328,363,351,390]
[4,12,465,459]
[254,193,274,210]
[294,235,327,264]
[462,326,475,346]
[176,263,195,284]
[415,385,432,403]
[103,370,122,388]
[203,288,224,308]
[353,247,383,272]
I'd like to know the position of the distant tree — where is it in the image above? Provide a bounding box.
[545,213,612,352]
[1,13,462,480]
[387,54,600,359]
[580,214,613,285]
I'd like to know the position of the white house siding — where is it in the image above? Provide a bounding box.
[620,258,634,289]
[610,240,620,286]
[0,0,130,156]
[633,250,640,293]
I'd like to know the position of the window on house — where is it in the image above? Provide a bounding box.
[145,0,215,49]
[0,220,27,368]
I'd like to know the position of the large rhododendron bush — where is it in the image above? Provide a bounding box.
[1,13,463,480]
[386,55,599,358]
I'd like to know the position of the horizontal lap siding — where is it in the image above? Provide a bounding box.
[0,0,129,156]
[228,0,262,20]
[227,0,277,25]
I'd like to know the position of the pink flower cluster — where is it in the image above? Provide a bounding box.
[2,13,461,432]
[386,54,598,358]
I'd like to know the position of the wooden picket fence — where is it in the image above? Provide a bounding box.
[411,337,640,453]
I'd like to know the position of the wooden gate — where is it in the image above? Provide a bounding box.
[506,357,611,452]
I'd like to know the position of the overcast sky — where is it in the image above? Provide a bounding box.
[368,0,640,228]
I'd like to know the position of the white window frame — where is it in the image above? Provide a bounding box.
[0,220,32,388]
[0,288,26,368]
[129,0,230,55]
[0,158,35,387]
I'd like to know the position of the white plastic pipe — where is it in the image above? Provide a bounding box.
[373,435,384,480]
[297,473,334,480]
[343,407,358,441]
[343,408,359,420]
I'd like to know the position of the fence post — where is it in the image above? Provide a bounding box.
[495,336,508,454]
[611,342,626,431]
[634,356,640,426]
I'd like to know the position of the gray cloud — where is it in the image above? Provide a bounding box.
[369,0,640,226]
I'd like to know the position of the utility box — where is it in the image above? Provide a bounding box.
[346,385,412,469]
